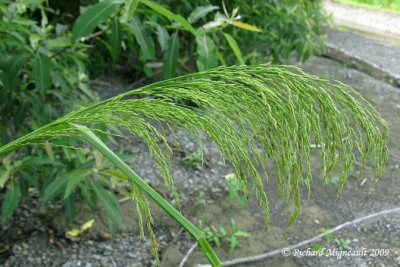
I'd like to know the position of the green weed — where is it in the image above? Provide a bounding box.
[224,173,249,206]
[183,150,203,169]
[199,219,250,253]
[335,237,353,251]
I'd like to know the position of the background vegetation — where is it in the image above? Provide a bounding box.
[0,0,330,227]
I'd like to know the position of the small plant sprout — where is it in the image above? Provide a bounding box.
[183,150,203,169]
[317,227,334,244]
[328,175,341,186]
[313,227,334,251]
[199,220,228,248]
[335,238,353,251]
[312,243,323,252]
[196,191,208,207]
[229,219,250,253]
[198,219,250,253]
[224,173,249,206]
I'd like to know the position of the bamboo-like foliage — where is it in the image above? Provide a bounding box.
[0,64,387,263]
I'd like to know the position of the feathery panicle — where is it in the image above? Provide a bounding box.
[0,64,387,247]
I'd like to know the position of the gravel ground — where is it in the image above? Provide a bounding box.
[0,107,231,267]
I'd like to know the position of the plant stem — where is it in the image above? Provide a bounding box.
[69,123,221,267]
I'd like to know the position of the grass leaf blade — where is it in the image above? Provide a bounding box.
[188,5,219,23]
[196,34,218,71]
[72,0,122,42]
[64,169,90,199]
[90,179,122,226]
[109,18,122,63]
[122,0,139,21]
[128,17,156,60]
[142,0,198,36]
[224,33,244,65]
[162,32,180,79]
[41,176,69,203]
[230,21,262,32]
[2,54,30,92]
[32,53,52,97]
[1,180,22,221]
[146,22,170,51]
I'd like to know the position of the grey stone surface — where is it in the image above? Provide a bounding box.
[324,28,400,86]
[323,0,400,39]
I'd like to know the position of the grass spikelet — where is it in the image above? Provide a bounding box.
[0,64,388,260]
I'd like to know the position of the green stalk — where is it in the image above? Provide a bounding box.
[70,123,221,267]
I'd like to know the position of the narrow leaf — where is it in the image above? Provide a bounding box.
[44,140,55,160]
[202,12,228,31]
[1,180,21,221]
[188,5,219,23]
[109,18,122,63]
[224,33,244,65]
[94,150,103,169]
[128,17,156,60]
[0,169,10,189]
[230,21,262,32]
[18,156,63,168]
[20,170,38,188]
[32,53,52,97]
[146,22,170,51]
[81,182,97,211]
[122,0,139,21]
[103,168,128,181]
[202,20,225,31]
[162,32,180,79]
[64,195,75,224]
[64,169,89,199]
[155,25,169,52]
[230,235,238,253]
[216,47,226,66]
[141,0,198,36]
[72,0,123,42]
[1,55,29,92]
[196,35,217,71]
[41,176,68,202]
[235,230,250,237]
[90,180,122,225]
